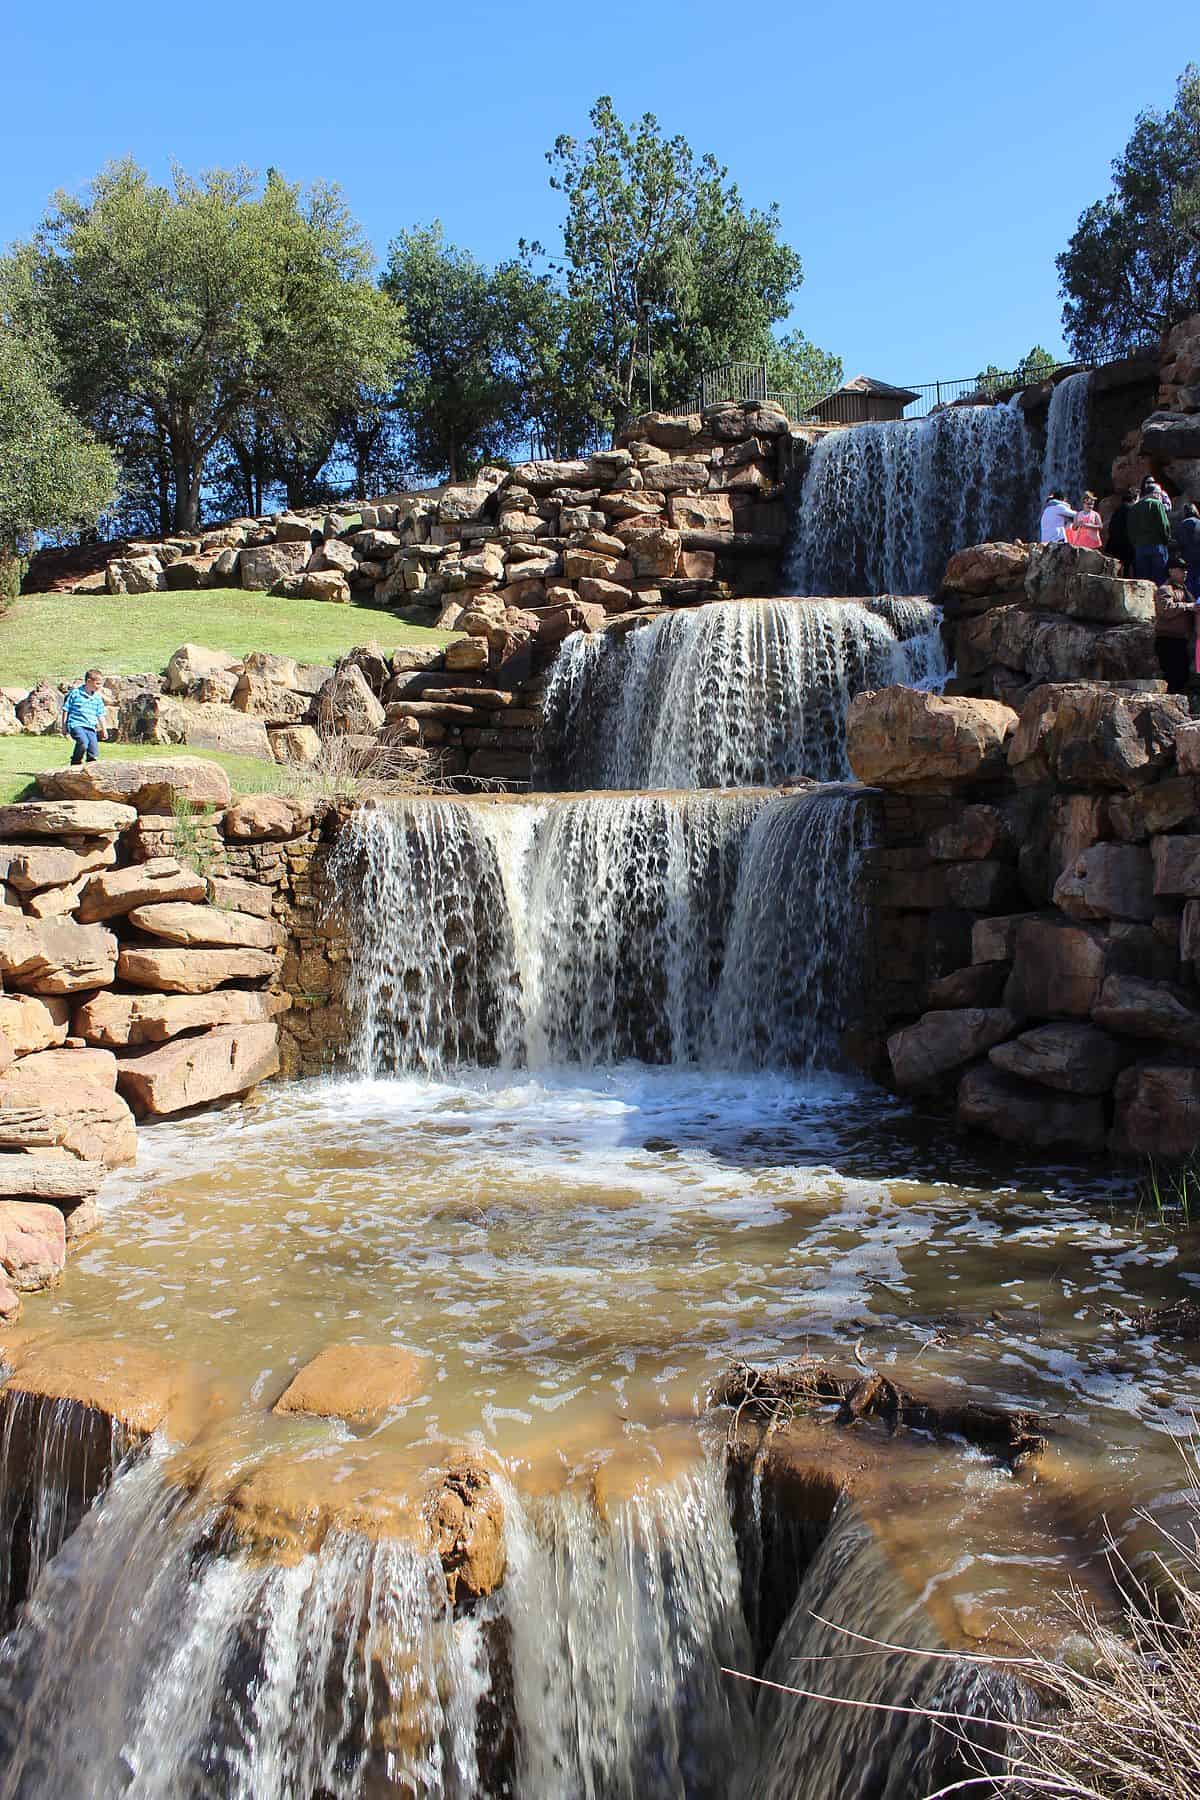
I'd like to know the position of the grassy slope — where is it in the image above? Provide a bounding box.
[0,737,300,806]
[1,588,452,690]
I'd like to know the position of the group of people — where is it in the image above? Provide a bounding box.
[1040,478,1200,598]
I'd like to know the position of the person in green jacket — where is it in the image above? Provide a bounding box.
[1127,476,1171,585]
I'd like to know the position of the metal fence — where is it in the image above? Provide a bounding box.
[665,360,1086,426]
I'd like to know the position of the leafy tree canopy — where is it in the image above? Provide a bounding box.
[1058,66,1200,360]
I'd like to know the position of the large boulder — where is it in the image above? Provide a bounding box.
[846,688,1018,791]
[1003,916,1110,1018]
[1151,834,1200,897]
[35,757,231,814]
[988,1022,1125,1094]
[0,1054,137,1165]
[1055,574,1157,625]
[238,543,309,590]
[221,795,306,842]
[1113,1062,1200,1155]
[0,1203,66,1293]
[887,1007,1018,1092]
[74,987,287,1048]
[0,918,118,994]
[273,1344,430,1424]
[105,556,165,595]
[119,694,272,760]
[115,1022,279,1118]
[0,800,135,840]
[1023,541,1120,608]
[15,681,64,735]
[957,1064,1106,1152]
[1092,974,1200,1049]
[1139,412,1200,463]
[1052,844,1155,922]
[164,644,242,696]
[0,842,114,896]
[1007,686,1187,790]
[127,901,284,951]
[941,541,1030,598]
[115,946,279,993]
[76,857,206,923]
[0,994,71,1057]
[312,665,385,735]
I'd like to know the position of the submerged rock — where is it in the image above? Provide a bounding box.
[273,1343,430,1425]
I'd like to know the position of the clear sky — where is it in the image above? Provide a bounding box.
[4,0,1195,387]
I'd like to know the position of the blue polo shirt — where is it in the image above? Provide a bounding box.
[62,684,107,731]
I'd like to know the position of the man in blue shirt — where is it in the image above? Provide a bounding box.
[60,669,108,764]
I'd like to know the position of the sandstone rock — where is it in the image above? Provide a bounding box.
[36,757,231,814]
[1008,686,1186,790]
[271,570,350,604]
[273,513,314,543]
[75,987,287,1048]
[127,900,283,950]
[926,963,1010,1008]
[221,795,305,845]
[0,1059,136,1165]
[511,460,592,491]
[116,946,278,993]
[1004,916,1109,1018]
[206,547,241,584]
[14,1046,117,1089]
[536,601,606,644]
[443,638,488,673]
[888,1008,1018,1092]
[0,842,114,895]
[308,538,356,575]
[105,556,165,595]
[273,1343,429,1423]
[116,1022,279,1117]
[941,541,1029,597]
[1107,777,1198,843]
[1092,973,1200,1048]
[207,875,274,917]
[312,666,385,735]
[422,1457,505,1605]
[1175,723,1200,776]
[1,1338,190,1435]
[1113,1062,1200,1155]
[0,1157,104,1202]
[238,543,309,590]
[957,1064,1105,1152]
[164,644,242,696]
[847,688,1018,791]
[15,681,63,736]
[576,577,634,611]
[1022,616,1157,685]
[0,800,135,840]
[231,672,308,724]
[1151,834,1200,896]
[943,860,1021,910]
[119,694,272,759]
[0,1202,66,1292]
[668,493,733,533]
[1053,844,1155,921]
[620,526,680,579]
[77,857,205,923]
[0,918,118,994]
[0,697,20,738]
[269,724,322,766]
[988,1022,1125,1094]
[0,994,71,1056]
[1140,412,1200,462]
[927,806,1012,862]
[1059,573,1156,625]
[24,879,89,921]
[1023,541,1119,608]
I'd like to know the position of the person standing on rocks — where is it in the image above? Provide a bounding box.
[1105,487,1138,576]
[1070,491,1104,550]
[1039,490,1076,543]
[1179,500,1200,603]
[1127,476,1171,584]
[60,669,108,765]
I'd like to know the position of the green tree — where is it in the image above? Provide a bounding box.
[0,262,116,599]
[974,345,1058,397]
[493,258,601,458]
[766,329,843,410]
[382,226,518,482]
[30,161,403,531]
[546,97,815,428]
[1058,66,1200,359]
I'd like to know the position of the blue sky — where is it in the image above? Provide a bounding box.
[4,0,1195,387]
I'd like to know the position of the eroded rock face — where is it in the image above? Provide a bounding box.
[313,666,385,735]
[888,1008,1018,1093]
[988,1023,1126,1095]
[0,918,118,994]
[74,987,288,1047]
[76,857,206,923]
[0,801,136,839]
[957,1064,1106,1152]
[847,689,1018,791]
[115,946,279,993]
[115,1022,280,1116]
[0,1054,137,1165]
[0,1202,67,1293]
[125,901,284,951]
[422,1458,506,1605]
[35,759,231,814]
[1053,844,1155,922]
[273,1344,430,1424]
[1008,687,1187,790]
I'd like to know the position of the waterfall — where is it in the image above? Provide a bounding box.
[535,598,945,792]
[789,402,1041,596]
[1041,369,1091,504]
[331,787,874,1076]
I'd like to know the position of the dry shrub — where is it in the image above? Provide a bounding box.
[271,697,458,803]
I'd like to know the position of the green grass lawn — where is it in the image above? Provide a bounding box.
[1,588,453,690]
[0,736,299,806]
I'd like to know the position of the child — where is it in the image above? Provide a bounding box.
[60,669,108,764]
[1069,491,1104,551]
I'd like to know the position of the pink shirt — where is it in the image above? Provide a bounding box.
[1073,509,1103,550]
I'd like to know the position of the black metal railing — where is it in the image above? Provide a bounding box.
[665,359,1087,426]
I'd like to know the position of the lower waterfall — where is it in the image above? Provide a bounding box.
[535,597,945,792]
[789,400,1041,596]
[330,788,875,1076]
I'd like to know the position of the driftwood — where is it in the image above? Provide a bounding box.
[710,1357,1045,1470]
[1129,1297,1200,1342]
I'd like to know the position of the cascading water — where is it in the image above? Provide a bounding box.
[1040,368,1091,504]
[789,401,1041,596]
[331,788,874,1076]
[535,598,945,792]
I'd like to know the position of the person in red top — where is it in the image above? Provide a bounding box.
[1070,491,1104,550]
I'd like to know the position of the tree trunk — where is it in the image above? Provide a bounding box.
[172,452,201,532]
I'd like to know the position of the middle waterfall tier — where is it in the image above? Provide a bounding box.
[535,597,945,792]
[331,788,876,1077]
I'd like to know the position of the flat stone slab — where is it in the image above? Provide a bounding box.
[115,946,279,993]
[35,758,231,814]
[0,801,137,839]
[273,1344,431,1424]
[0,919,118,995]
[126,901,284,951]
[0,843,115,896]
[0,1156,105,1201]
[115,1021,280,1116]
[77,857,206,922]
[75,987,288,1048]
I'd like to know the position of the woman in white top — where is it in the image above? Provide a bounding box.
[1040,490,1076,543]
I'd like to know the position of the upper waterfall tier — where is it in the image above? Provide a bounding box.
[330,787,876,1077]
[536,597,945,792]
[789,402,1042,596]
